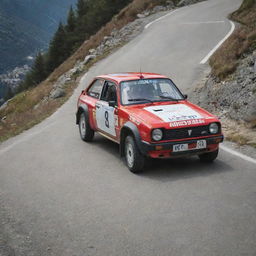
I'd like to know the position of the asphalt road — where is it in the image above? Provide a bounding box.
[1,0,256,255]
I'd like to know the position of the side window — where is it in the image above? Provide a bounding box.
[87,79,104,99]
[101,81,117,103]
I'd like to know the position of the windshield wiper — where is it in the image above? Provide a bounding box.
[128,98,153,103]
[159,95,180,102]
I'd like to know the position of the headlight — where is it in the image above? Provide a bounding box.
[152,129,163,141]
[209,123,219,134]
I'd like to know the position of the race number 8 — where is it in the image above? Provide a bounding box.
[105,111,109,128]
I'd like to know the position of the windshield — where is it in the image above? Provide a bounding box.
[120,78,184,105]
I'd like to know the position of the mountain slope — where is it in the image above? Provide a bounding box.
[0,0,77,74]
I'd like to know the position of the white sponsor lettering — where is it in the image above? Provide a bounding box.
[170,119,205,127]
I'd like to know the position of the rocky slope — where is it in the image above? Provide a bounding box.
[191,50,256,147]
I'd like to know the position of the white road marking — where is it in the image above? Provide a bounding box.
[220,145,256,165]
[181,21,225,25]
[145,9,180,29]
[200,20,235,64]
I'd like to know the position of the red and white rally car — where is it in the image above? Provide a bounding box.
[76,72,223,173]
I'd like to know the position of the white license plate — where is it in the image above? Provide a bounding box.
[173,140,206,152]
[196,140,206,149]
[173,143,188,152]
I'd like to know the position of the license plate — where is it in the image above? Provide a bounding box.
[196,140,206,149]
[173,140,206,152]
[173,143,188,152]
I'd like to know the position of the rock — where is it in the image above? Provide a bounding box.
[105,40,113,47]
[243,100,256,122]
[88,48,96,55]
[166,0,175,8]
[83,55,96,65]
[50,88,65,99]
[53,75,67,89]
[137,13,146,19]
[143,11,150,17]
[177,0,186,6]
[103,36,111,41]
[177,0,200,7]
[152,6,166,13]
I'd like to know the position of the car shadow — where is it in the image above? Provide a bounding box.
[141,157,233,182]
[92,134,234,181]
[92,134,120,157]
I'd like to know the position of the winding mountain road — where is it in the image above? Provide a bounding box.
[1,0,256,255]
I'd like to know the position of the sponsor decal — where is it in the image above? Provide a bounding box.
[144,104,203,122]
[170,119,205,127]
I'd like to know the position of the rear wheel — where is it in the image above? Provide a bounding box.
[79,112,94,142]
[199,149,218,163]
[125,136,145,173]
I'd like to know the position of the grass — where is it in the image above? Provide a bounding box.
[226,133,249,145]
[0,0,176,142]
[209,0,256,80]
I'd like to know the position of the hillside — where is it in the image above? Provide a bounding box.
[0,0,77,75]
[192,0,256,147]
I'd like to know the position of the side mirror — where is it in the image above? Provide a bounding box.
[183,94,188,100]
[109,101,117,107]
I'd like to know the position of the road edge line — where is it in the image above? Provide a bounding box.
[200,20,235,64]
[220,145,256,165]
[145,8,180,29]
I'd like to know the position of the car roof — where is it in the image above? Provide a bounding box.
[96,72,168,84]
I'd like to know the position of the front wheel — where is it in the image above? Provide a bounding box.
[79,112,94,142]
[125,136,145,173]
[199,149,218,163]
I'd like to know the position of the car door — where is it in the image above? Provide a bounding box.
[95,81,117,138]
[86,79,105,129]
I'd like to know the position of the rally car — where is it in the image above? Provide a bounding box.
[76,72,223,173]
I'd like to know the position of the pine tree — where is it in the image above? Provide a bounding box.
[77,0,88,19]
[46,22,67,73]
[4,86,13,101]
[66,6,76,33]
[30,52,46,85]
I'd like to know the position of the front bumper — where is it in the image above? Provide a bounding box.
[139,135,224,158]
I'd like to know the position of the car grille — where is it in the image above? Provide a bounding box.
[164,125,210,140]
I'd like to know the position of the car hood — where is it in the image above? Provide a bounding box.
[126,102,217,129]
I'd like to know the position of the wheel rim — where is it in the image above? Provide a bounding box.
[79,114,86,138]
[126,141,134,168]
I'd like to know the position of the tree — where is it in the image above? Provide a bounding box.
[46,22,67,73]
[4,86,13,101]
[76,0,88,19]
[30,52,47,86]
[66,6,76,33]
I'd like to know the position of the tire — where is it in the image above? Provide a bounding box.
[79,111,94,142]
[124,135,145,173]
[199,149,218,163]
